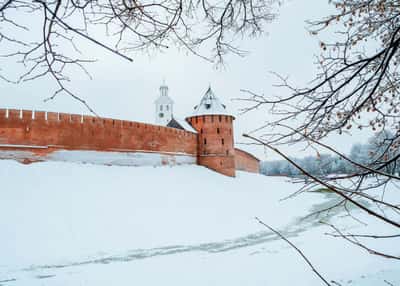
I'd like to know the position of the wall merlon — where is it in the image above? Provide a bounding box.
[23,110,33,121]
[47,112,58,122]
[8,109,20,119]
[0,109,6,119]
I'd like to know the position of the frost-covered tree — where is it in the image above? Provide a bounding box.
[244,0,400,258]
[0,0,278,109]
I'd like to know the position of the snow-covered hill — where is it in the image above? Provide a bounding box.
[0,160,398,285]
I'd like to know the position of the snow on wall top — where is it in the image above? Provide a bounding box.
[173,118,198,133]
[188,87,234,118]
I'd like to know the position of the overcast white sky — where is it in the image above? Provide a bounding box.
[1,0,367,160]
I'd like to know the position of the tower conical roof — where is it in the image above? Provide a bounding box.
[188,87,233,118]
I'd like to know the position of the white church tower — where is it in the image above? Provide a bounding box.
[155,81,174,126]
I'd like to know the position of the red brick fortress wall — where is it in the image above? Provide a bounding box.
[0,109,197,159]
[234,148,260,174]
[186,115,235,177]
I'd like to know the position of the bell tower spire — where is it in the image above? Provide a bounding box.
[155,81,174,126]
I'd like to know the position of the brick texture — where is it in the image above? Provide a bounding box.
[0,109,197,157]
[0,109,260,177]
[186,115,236,177]
[234,148,260,174]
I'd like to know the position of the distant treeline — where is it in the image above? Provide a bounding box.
[260,132,400,176]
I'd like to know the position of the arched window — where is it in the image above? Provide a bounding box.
[160,105,163,111]
[204,138,207,145]
[219,115,222,122]
[221,138,224,145]
[166,105,169,111]
[217,127,220,134]
[200,128,203,134]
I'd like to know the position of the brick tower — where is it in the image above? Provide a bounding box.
[186,87,236,177]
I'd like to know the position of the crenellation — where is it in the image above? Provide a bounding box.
[47,112,58,123]
[9,109,20,119]
[0,87,259,177]
[84,115,94,125]
[23,110,33,122]
[70,114,80,123]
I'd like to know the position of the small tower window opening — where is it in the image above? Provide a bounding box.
[217,127,220,134]
[200,128,203,134]
[203,115,206,122]
[211,116,214,123]
[204,138,207,145]
[195,117,198,123]
[205,98,212,109]
[221,138,225,145]
[166,105,169,111]
[219,115,222,122]
[226,116,228,122]
[160,105,163,111]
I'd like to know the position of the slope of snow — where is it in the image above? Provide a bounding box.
[0,149,196,166]
[0,160,398,285]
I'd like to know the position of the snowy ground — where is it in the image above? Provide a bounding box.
[0,160,398,285]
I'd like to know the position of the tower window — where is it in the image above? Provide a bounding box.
[217,127,220,134]
[166,105,169,111]
[204,138,207,145]
[195,117,198,123]
[211,116,214,122]
[200,128,203,134]
[225,116,228,122]
[219,115,222,122]
[160,105,163,111]
[221,138,224,145]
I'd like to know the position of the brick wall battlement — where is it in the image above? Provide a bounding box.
[0,109,197,156]
[0,108,261,176]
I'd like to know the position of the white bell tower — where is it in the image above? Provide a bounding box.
[155,81,174,126]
